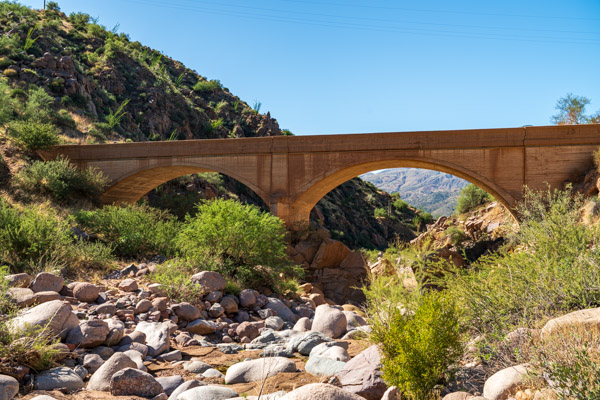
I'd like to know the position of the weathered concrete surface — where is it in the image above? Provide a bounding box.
[40,124,600,227]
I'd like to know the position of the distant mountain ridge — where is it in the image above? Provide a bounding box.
[361,169,468,216]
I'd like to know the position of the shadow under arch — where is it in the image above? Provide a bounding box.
[100,163,271,207]
[288,157,518,227]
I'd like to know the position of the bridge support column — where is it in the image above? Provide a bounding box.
[269,196,311,231]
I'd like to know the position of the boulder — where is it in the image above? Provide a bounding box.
[310,239,351,269]
[167,380,203,400]
[73,282,100,303]
[110,368,163,397]
[87,352,137,391]
[83,353,105,374]
[184,361,212,373]
[236,321,260,340]
[239,289,257,308]
[0,374,19,400]
[29,272,63,293]
[104,318,125,346]
[135,299,153,314]
[208,302,225,318]
[343,311,367,329]
[4,273,32,288]
[190,271,227,292]
[381,386,401,400]
[338,345,387,400]
[280,383,364,400]
[34,367,84,392]
[123,349,147,371]
[309,342,350,361]
[186,319,217,335]
[305,355,346,377]
[118,278,138,292]
[66,319,110,348]
[173,302,202,321]
[264,298,295,322]
[265,316,285,331]
[483,364,529,400]
[135,321,170,357]
[177,386,238,400]
[225,357,296,384]
[541,307,600,336]
[220,295,238,314]
[312,304,347,339]
[293,317,312,332]
[288,331,332,356]
[9,300,72,336]
[7,287,35,307]
[156,375,184,396]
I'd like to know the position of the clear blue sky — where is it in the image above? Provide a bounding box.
[19,0,600,135]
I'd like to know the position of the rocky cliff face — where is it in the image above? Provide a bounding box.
[0,3,418,250]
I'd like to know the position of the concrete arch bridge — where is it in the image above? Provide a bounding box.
[40,124,600,228]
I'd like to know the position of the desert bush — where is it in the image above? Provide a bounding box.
[192,79,222,93]
[16,157,108,203]
[0,320,61,374]
[455,183,492,214]
[443,187,600,337]
[374,207,387,218]
[0,78,15,124]
[23,86,54,122]
[0,200,73,272]
[7,120,59,151]
[365,275,462,399]
[445,226,466,246]
[393,198,409,211]
[150,261,204,304]
[76,204,180,259]
[176,199,301,291]
[530,327,600,400]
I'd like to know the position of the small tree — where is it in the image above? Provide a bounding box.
[455,183,492,214]
[551,93,599,125]
[176,199,299,290]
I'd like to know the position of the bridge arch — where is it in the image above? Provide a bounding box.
[100,162,271,207]
[287,157,518,228]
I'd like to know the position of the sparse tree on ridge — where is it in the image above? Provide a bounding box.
[551,93,599,125]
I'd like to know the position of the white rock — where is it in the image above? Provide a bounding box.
[34,367,84,393]
[483,364,529,400]
[177,385,238,400]
[87,352,137,391]
[0,374,19,400]
[135,321,170,357]
[311,304,347,339]
[225,357,296,384]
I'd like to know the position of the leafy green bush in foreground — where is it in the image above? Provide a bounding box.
[76,204,180,259]
[365,276,463,399]
[175,198,301,291]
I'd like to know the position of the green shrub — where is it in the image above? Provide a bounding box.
[374,207,387,218]
[443,187,600,338]
[76,204,180,259]
[15,157,109,203]
[68,12,90,29]
[151,261,203,304]
[0,34,20,56]
[445,226,466,246]
[0,200,73,273]
[393,198,409,211]
[23,86,54,122]
[7,120,59,151]
[455,183,492,214]
[175,199,301,291]
[0,78,15,124]
[365,276,462,399]
[192,79,222,93]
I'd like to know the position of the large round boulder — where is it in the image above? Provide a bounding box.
[311,304,347,339]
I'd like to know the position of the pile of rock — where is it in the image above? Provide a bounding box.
[0,266,375,399]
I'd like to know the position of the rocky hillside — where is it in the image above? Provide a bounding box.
[0,2,418,250]
[362,168,468,216]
